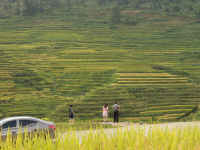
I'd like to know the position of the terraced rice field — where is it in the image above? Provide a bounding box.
[0,15,200,122]
[112,73,192,86]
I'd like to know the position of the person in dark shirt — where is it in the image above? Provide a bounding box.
[69,105,76,125]
[112,102,120,123]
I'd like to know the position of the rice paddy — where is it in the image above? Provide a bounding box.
[0,9,199,123]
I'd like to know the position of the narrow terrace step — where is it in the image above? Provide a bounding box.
[118,80,188,83]
[117,78,188,80]
[115,73,178,76]
[111,83,193,86]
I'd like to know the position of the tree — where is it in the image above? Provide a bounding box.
[135,0,139,9]
[67,0,72,10]
[197,5,200,18]
[111,6,120,23]
[173,4,180,12]
[40,0,44,12]
[15,0,20,14]
[23,0,38,15]
[4,3,8,9]
[118,0,120,6]
[29,0,34,15]
[51,0,59,8]
[8,2,11,9]
[188,4,193,11]
[150,0,152,11]
[8,0,11,10]
[33,0,38,14]
[158,2,162,9]
[165,6,170,12]
[97,0,105,5]
[81,0,84,5]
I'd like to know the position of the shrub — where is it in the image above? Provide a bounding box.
[151,116,157,121]
[36,86,44,91]
[152,65,172,70]
[165,7,170,12]
[125,17,138,25]
[173,4,180,12]
[188,5,193,11]
[12,71,36,77]
[110,6,121,23]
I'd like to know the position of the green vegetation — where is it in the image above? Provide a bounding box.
[0,0,200,123]
[0,0,200,19]
[2,124,200,149]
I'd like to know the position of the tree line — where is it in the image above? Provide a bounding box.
[2,0,200,18]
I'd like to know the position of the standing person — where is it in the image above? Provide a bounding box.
[112,102,120,123]
[69,105,76,125]
[102,103,108,122]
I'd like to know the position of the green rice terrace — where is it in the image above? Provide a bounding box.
[0,0,200,123]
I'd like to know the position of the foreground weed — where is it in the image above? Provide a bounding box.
[1,124,200,149]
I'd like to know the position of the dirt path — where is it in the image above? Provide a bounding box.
[60,121,200,144]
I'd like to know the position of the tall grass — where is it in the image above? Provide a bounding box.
[1,124,200,149]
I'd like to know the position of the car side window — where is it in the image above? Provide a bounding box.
[2,120,16,129]
[19,120,37,127]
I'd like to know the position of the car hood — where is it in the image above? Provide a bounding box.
[45,121,54,125]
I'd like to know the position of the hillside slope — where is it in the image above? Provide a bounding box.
[0,4,200,122]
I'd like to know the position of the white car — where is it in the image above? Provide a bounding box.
[0,116,56,141]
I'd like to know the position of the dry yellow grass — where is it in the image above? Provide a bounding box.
[150,105,196,108]
[157,116,181,119]
[117,78,188,79]
[118,80,188,82]
[163,113,185,116]
[111,83,193,86]
[130,51,186,53]
[125,114,184,120]
[182,98,200,100]
[140,109,192,114]
[0,97,13,101]
[3,124,200,149]
[59,85,82,87]
[125,117,152,119]
[19,46,35,48]
[54,59,120,61]
[157,117,177,119]
[57,79,94,81]
[115,73,178,76]
[56,90,77,92]
[154,114,185,119]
